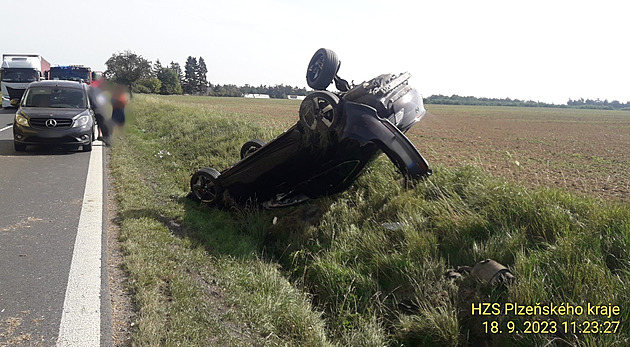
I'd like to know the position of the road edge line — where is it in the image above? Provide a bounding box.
[57,145,103,346]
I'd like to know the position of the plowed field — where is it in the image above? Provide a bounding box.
[413,105,629,202]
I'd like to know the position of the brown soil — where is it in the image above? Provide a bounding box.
[412,105,630,203]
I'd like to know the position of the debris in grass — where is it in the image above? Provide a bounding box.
[398,299,420,313]
[445,266,471,280]
[381,222,405,231]
[446,260,514,285]
[445,270,463,280]
[471,259,514,285]
[154,149,171,158]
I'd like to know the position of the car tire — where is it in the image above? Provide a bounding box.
[190,168,224,204]
[82,132,94,152]
[306,48,339,90]
[240,139,266,159]
[14,142,26,152]
[299,91,340,133]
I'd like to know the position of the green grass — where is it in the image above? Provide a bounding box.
[110,94,630,346]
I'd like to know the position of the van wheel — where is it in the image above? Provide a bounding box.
[83,133,93,151]
[14,142,26,152]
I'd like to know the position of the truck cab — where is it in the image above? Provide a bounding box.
[48,65,93,84]
[1,54,50,108]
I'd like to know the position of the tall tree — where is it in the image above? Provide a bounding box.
[105,50,152,93]
[152,59,163,78]
[169,61,183,86]
[182,56,197,94]
[196,57,208,94]
[157,68,183,95]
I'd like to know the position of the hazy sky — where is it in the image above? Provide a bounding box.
[5,0,628,104]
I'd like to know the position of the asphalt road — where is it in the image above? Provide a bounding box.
[0,107,110,345]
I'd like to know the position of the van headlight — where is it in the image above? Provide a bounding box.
[73,114,90,128]
[15,111,30,127]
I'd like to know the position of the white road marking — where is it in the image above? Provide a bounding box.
[0,125,11,132]
[57,142,103,346]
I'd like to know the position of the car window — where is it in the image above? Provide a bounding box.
[22,87,87,108]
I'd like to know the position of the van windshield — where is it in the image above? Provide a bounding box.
[22,87,87,108]
[1,68,39,82]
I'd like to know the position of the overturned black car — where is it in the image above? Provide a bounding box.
[190,48,431,208]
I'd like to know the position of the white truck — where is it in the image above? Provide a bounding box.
[1,54,51,108]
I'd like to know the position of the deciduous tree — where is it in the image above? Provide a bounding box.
[135,78,161,94]
[157,68,183,95]
[105,50,152,93]
[170,61,183,86]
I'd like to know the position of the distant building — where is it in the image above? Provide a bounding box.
[244,93,270,99]
[287,95,306,100]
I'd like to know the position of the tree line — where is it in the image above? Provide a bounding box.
[104,50,307,98]
[425,94,630,110]
[566,98,630,110]
[104,50,206,95]
[209,84,308,98]
[105,51,627,107]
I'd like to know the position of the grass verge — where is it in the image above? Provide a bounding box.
[110,94,630,346]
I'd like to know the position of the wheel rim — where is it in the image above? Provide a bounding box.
[307,54,325,82]
[304,95,336,130]
[192,174,217,201]
[243,146,258,158]
[241,140,265,159]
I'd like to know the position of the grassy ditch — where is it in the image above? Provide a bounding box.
[110,94,630,346]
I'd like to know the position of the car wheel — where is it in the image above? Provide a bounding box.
[14,142,26,152]
[240,139,266,159]
[299,91,340,132]
[190,168,223,204]
[306,48,339,90]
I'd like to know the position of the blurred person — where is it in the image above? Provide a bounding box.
[88,80,112,146]
[111,84,129,132]
[91,71,105,88]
